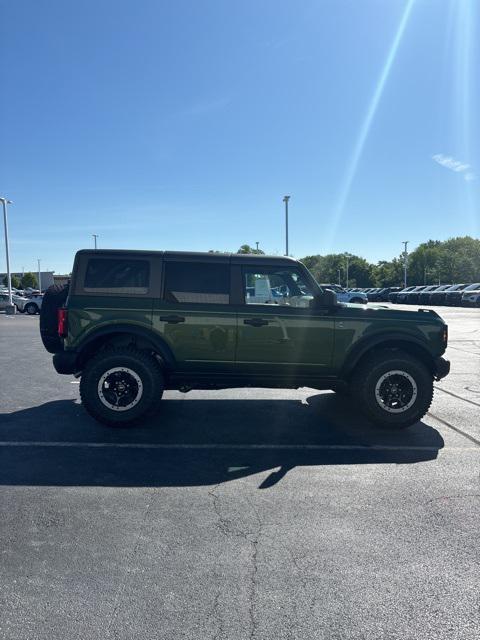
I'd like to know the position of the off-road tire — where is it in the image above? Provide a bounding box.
[40,284,70,353]
[80,347,164,427]
[351,349,433,429]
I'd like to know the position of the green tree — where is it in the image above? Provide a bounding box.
[300,254,375,287]
[3,275,21,288]
[237,244,265,255]
[21,272,38,289]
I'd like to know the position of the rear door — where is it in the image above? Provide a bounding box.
[233,263,335,379]
[152,256,236,373]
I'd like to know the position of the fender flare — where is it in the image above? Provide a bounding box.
[74,324,176,369]
[340,331,435,378]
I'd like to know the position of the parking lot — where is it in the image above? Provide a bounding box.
[1,306,479,640]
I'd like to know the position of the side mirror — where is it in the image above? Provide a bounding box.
[311,289,337,308]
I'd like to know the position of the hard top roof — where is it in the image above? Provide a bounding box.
[75,249,299,265]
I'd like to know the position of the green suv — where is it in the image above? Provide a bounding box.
[40,249,450,429]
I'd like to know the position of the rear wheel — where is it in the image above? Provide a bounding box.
[350,297,365,304]
[80,347,164,427]
[351,349,433,429]
[25,302,38,315]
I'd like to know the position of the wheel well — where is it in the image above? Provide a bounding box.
[77,332,170,370]
[345,340,435,380]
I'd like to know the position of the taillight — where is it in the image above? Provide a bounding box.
[58,308,68,337]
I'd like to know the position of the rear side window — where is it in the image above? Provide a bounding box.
[164,262,230,304]
[84,259,150,294]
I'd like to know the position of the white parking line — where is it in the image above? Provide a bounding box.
[0,441,476,451]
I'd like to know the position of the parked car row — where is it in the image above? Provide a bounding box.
[345,287,402,302]
[388,283,480,306]
[0,287,44,314]
[343,284,480,307]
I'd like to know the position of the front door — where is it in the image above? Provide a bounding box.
[235,265,335,380]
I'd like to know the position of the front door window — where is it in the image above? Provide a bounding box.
[243,268,315,308]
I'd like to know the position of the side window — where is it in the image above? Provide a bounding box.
[84,259,150,294]
[243,268,315,307]
[164,262,230,304]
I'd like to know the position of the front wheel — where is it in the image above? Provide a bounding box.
[80,347,164,427]
[351,349,433,429]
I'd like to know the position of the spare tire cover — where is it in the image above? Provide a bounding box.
[40,283,70,354]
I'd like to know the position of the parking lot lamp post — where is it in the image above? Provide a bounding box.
[402,241,409,288]
[1,197,15,313]
[37,259,42,293]
[344,253,352,288]
[338,269,342,286]
[283,195,290,256]
[93,234,98,250]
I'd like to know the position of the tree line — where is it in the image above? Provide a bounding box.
[301,236,480,287]
[3,272,38,289]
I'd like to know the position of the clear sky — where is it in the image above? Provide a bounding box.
[1,0,479,274]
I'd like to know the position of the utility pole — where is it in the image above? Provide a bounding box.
[38,259,42,292]
[402,241,409,288]
[0,197,15,314]
[283,195,290,256]
[344,253,352,288]
[93,234,99,250]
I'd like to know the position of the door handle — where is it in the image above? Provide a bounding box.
[159,315,185,324]
[244,318,269,327]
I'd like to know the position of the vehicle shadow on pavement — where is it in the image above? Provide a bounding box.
[0,393,444,488]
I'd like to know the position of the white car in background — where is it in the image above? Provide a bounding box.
[320,284,368,304]
[15,293,43,315]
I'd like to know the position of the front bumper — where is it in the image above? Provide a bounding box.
[434,357,450,381]
[53,350,78,375]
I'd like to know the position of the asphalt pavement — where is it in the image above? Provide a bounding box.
[0,307,479,640]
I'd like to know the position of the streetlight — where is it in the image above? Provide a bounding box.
[93,234,99,250]
[402,241,409,288]
[255,241,259,252]
[38,259,42,292]
[344,253,352,288]
[338,268,342,286]
[0,197,15,314]
[283,195,290,256]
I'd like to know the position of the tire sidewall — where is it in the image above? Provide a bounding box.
[355,354,433,428]
[26,303,38,315]
[80,350,163,426]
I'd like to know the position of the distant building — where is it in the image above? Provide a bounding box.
[53,274,71,287]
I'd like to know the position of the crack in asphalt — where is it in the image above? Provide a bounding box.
[106,489,154,639]
[208,484,262,640]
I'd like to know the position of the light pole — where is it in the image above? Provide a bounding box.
[38,259,42,292]
[283,195,290,256]
[338,268,342,286]
[344,253,352,288]
[0,197,15,314]
[255,241,259,252]
[93,234,99,249]
[402,241,409,288]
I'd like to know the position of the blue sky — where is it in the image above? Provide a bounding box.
[1,0,479,274]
